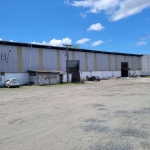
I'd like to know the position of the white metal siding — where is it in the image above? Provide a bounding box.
[0,45,18,72]
[110,55,116,71]
[133,56,139,70]
[31,48,39,70]
[117,55,125,70]
[60,50,72,72]
[43,49,57,70]
[22,47,30,72]
[126,56,132,69]
[142,55,150,75]
[97,54,108,71]
[88,53,94,71]
[75,51,85,71]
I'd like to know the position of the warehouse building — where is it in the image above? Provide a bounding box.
[0,41,142,86]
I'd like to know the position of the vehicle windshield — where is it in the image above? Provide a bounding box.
[5,80,10,82]
[12,79,18,82]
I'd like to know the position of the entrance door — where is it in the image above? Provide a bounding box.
[67,60,80,82]
[121,62,128,77]
[38,73,50,85]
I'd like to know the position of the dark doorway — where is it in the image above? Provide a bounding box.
[67,60,80,82]
[121,62,128,77]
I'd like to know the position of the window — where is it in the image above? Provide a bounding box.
[29,72,36,76]
[1,53,6,60]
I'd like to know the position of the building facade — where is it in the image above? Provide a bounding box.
[0,41,142,85]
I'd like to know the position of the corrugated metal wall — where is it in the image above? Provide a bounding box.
[97,54,108,71]
[43,49,57,70]
[0,45,18,72]
[88,53,94,71]
[0,45,142,73]
[75,51,86,71]
[22,47,30,72]
[117,55,125,70]
[109,55,116,71]
[126,56,132,69]
[59,50,72,71]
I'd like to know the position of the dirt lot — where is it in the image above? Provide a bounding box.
[0,78,150,150]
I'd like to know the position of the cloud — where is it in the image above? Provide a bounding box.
[110,0,150,21]
[76,38,90,44]
[31,38,72,46]
[10,40,17,42]
[0,38,2,41]
[135,41,147,46]
[87,23,105,31]
[64,0,70,4]
[80,12,87,18]
[91,40,104,46]
[70,0,150,21]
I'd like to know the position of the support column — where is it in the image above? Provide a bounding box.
[108,54,110,71]
[57,50,60,70]
[72,51,75,60]
[39,48,43,70]
[115,55,118,71]
[94,53,97,71]
[85,52,88,71]
[17,46,22,72]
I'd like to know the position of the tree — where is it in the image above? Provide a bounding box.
[71,44,80,49]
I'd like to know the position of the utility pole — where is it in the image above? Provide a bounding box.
[63,44,71,83]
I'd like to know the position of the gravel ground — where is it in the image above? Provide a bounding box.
[0,78,150,150]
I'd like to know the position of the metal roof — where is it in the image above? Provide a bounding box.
[28,70,61,73]
[0,40,143,57]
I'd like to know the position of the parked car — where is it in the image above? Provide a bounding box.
[88,76,100,81]
[4,78,20,88]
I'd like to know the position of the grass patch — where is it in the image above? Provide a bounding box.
[145,76,150,78]
[0,82,85,90]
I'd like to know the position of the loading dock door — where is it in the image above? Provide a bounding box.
[38,73,50,85]
[121,62,129,77]
[67,60,80,82]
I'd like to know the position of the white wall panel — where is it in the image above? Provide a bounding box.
[117,55,125,70]
[133,56,139,70]
[31,48,39,70]
[22,47,30,71]
[0,45,18,72]
[97,54,108,71]
[43,49,57,70]
[110,55,116,71]
[3,73,29,85]
[88,53,94,71]
[79,71,121,79]
[141,55,150,75]
[60,50,72,72]
[126,56,132,69]
[80,71,92,79]
[75,51,85,71]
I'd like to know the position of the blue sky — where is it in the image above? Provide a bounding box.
[0,0,150,54]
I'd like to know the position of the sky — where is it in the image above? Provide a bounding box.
[0,0,150,54]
